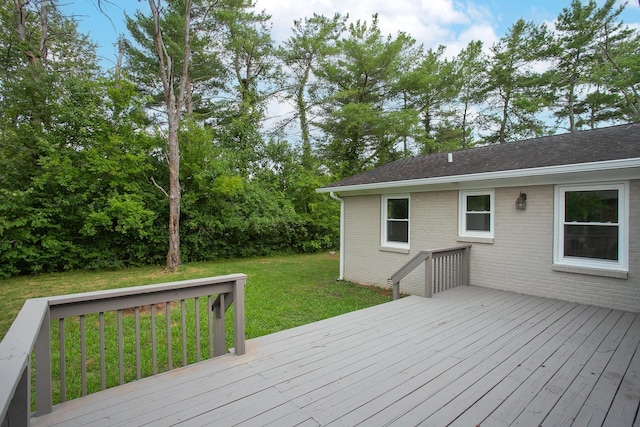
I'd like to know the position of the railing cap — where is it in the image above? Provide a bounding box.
[45,273,248,307]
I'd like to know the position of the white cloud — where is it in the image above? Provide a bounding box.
[255,0,507,135]
[255,0,500,52]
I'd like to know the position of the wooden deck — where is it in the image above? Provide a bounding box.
[31,286,640,427]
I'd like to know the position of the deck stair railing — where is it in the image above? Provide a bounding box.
[389,245,471,300]
[0,273,247,427]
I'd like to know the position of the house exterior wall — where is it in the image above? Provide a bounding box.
[341,179,640,312]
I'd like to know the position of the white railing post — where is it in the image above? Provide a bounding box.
[7,367,29,427]
[233,276,246,355]
[213,293,227,357]
[425,250,433,298]
[34,306,52,416]
[463,245,471,286]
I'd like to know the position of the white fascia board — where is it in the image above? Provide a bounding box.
[316,158,640,195]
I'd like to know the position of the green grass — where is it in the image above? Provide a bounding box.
[0,253,392,405]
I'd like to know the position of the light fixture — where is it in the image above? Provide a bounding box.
[516,192,527,210]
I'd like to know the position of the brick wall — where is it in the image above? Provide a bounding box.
[341,179,640,312]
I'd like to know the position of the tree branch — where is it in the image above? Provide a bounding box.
[151,176,169,198]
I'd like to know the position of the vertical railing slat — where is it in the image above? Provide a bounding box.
[117,309,124,385]
[99,312,106,390]
[166,302,172,371]
[181,299,187,367]
[437,257,442,293]
[135,307,141,380]
[151,304,157,375]
[59,318,66,403]
[195,297,201,363]
[80,315,87,396]
[438,256,442,291]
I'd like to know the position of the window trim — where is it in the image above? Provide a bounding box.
[553,182,629,272]
[381,194,410,249]
[458,189,495,239]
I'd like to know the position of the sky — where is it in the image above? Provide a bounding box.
[64,0,640,74]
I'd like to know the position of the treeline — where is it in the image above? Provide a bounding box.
[0,0,638,277]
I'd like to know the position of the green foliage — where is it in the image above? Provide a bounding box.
[315,15,418,178]
[481,19,556,143]
[1,1,638,277]
[179,127,339,262]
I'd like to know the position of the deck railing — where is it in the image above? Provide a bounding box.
[0,273,247,427]
[389,245,471,299]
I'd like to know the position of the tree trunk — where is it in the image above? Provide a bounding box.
[149,0,192,271]
[297,78,312,168]
[166,119,181,270]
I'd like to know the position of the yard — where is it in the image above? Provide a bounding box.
[0,253,391,406]
[0,253,391,341]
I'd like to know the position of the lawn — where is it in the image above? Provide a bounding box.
[0,253,391,340]
[0,253,392,405]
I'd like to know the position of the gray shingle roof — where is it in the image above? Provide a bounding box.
[323,123,640,189]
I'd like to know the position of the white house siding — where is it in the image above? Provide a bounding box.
[343,191,460,296]
[341,179,640,312]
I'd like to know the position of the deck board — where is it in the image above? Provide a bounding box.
[30,286,640,427]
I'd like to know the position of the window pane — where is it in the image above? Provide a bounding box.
[388,199,408,220]
[564,224,618,260]
[466,213,490,231]
[387,221,408,243]
[565,190,618,223]
[467,195,490,212]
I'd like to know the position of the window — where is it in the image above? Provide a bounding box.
[459,190,494,238]
[382,195,409,248]
[554,183,628,271]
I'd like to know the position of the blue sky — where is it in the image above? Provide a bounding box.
[64,0,640,73]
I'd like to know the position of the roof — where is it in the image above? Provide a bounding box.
[318,123,640,194]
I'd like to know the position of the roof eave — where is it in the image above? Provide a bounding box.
[316,158,640,195]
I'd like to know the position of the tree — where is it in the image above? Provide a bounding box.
[212,0,277,176]
[552,0,634,131]
[315,15,417,178]
[277,13,346,168]
[149,0,192,271]
[399,45,460,154]
[0,0,167,276]
[482,19,555,143]
[124,0,195,271]
[595,9,640,123]
[454,40,486,149]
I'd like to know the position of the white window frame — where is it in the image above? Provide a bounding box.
[458,189,495,238]
[381,194,410,249]
[553,182,629,272]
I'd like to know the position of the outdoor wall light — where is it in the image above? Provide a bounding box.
[516,192,527,210]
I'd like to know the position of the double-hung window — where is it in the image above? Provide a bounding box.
[382,195,409,249]
[554,183,628,271]
[459,190,494,238]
